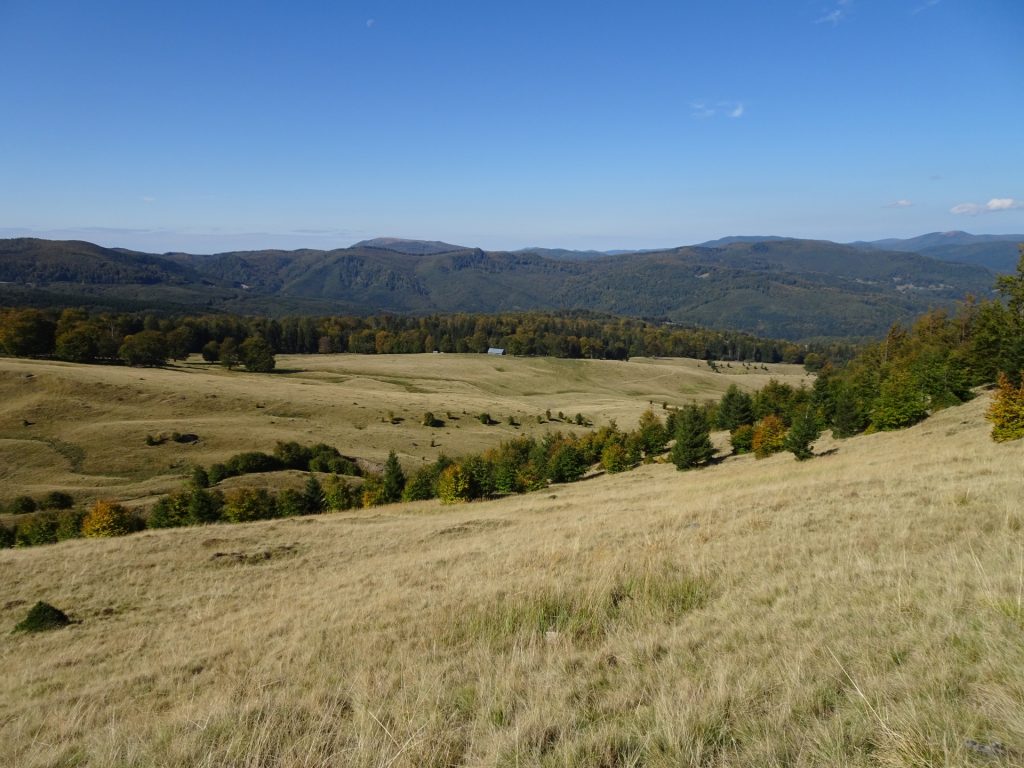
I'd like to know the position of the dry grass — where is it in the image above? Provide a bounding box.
[1,392,1022,766]
[0,353,807,506]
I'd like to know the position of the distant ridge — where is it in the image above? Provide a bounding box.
[351,237,469,255]
[0,234,1002,341]
[849,231,1024,273]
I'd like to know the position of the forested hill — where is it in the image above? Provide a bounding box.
[0,236,1001,341]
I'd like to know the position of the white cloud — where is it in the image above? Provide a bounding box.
[141,196,156,204]
[690,101,745,119]
[950,198,1024,215]
[986,198,1022,211]
[815,0,851,25]
[885,199,913,208]
[912,0,941,14]
[690,101,715,119]
[951,203,982,215]
[366,18,375,28]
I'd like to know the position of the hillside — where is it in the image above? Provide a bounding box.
[0,236,1001,340]
[2,393,1021,766]
[0,353,808,508]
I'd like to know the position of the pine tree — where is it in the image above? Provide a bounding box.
[716,384,754,430]
[302,475,326,514]
[670,405,715,470]
[784,407,821,460]
[986,372,1024,442]
[831,385,864,438]
[381,450,406,503]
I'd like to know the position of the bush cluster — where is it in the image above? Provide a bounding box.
[205,441,361,485]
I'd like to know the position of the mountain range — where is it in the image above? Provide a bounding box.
[0,232,1019,341]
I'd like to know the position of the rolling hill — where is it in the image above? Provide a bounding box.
[0,235,1006,340]
[2,391,1021,766]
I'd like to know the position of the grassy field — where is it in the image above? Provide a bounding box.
[0,353,808,507]
[1,388,1022,766]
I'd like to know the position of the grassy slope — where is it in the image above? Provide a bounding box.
[0,354,808,507]
[1,394,1022,767]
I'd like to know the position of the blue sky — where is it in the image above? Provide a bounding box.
[1,0,1022,252]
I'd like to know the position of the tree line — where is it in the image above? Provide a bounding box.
[0,307,850,368]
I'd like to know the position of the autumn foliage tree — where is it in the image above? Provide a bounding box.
[81,500,137,538]
[986,372,1024,442]
[752,415,787,459]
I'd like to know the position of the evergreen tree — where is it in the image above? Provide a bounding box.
[381,450,406,503]
[784,407,821,460]
[302,475,326,514]
[716,384,754,430]
[670,405,715,470]
[831,385,865,438]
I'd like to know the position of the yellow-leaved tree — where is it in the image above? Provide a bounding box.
[81,500,135,538]
[986,372,1024,442]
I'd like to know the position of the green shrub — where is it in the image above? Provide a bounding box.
[273,441,313,470]
[10,495,37,514]
[222,488,277,523]
[600,441,628,473]
[547,443,586,484]
[55,509,86,541]
[225,451,282,476]
[730,424,755,454]
[15,514,59,546]
[0,523,15,548]
[276,489,308,517]
[324,477,362,510]
[150,489,223,528]
[40,491,74,510]
[14,601,71,633]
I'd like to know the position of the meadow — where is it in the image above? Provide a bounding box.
[1,374,1022,766]
[0,353,807,510]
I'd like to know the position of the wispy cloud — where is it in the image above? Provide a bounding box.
[366,18,375,28]
[815,0,851,25]
[690,101,745,119]
[141,196,156,204]
[885,199,913,208]
[950,198,1024,215]
[912,0,941,15]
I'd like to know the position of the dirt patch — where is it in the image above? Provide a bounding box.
[209,544,299,565]
[435,519,514,538]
